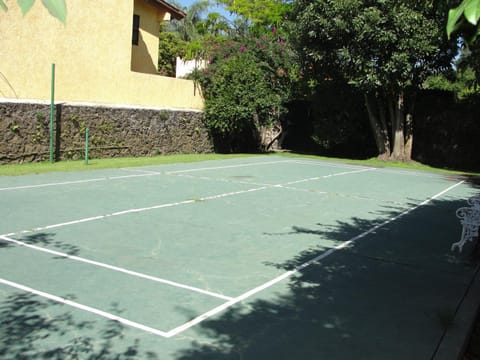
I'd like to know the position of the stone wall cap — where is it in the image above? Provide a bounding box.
[0,98,203,113]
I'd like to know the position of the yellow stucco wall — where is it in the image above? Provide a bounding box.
[0,0,203,110]
[131,0,166,74]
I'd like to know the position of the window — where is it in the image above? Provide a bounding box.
[132,14,140,45]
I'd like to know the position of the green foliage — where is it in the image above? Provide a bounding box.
[291,0,455,159]
[216,0,291,30]
[292,0,452,93]
[195,33,298,151]
[423,67,479,99]
[1,0,66,23]
[447,0,480,43]
[158,30,187,77]
[168,0,212,42]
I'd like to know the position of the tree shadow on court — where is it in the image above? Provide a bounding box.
[174,194,480,360]
[20,232,82,256]
[0,232,82,256]
[0,292,157,359]
[0,232,164,359]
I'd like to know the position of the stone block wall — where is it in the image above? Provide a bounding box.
[0,101,213,164]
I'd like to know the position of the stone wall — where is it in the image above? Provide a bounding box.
[0,101,213,164]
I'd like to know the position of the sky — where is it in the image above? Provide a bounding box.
[174,0,233,19]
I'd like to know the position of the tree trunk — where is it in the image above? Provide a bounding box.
[404,92,415,161]
[364,93,390,159]
[404,113,413,161]
[390,91,406,161]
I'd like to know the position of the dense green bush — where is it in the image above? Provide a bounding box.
[194,33,298,152]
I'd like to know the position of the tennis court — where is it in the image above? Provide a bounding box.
[1,155,479,359]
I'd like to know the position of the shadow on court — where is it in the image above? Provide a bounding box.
[0,291,151,359]
[0,233,155,359]
[21,232,82,257]
[173,197,479,360]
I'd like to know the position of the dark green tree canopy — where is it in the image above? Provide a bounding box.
[291,0,456,160]
[292,0,453,93]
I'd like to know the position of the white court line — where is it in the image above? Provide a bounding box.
[165,180,466,337]
[290,159,447,179]
[0,278,170,338]
[119,168,162,175]
[283,168,375,186]
[287,159,373,170]
[0,158,368,192]
[0,178,107,191]
[165,160,291,174]
[0,235,233,301]
[4,168,373,238]
[0,173,161,191]
[0,159,285,191]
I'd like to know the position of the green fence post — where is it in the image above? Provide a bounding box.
[49,63,55,163]
[85,128,89,165]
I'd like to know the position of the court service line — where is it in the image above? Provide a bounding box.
[0,159,286,191]
[0,235,233,301]
[0,278,170,338]
[0,173,162,191]
[283,168,375,186]
[0,178,107,191]
[165,160,291,174]
[170,168,375,190]
[165,180,466,338]
[4,168,371,238]
[287,159,373,170]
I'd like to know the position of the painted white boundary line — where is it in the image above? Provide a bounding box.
[0,178,107,191]
[0,159,286,191]
[0,173,162,191]
[0,278,170,338]
[287,159,373,170]
[283,168,374,186]
[4,168,374,238]
[289,159,447,179]
[165,160,291,174]
[0,158,367,192]
[165,180,466,337]
[0,235,232,301]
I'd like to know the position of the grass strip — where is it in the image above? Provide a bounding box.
[0,152,477,176]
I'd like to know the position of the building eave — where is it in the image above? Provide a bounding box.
[144,0,186,20]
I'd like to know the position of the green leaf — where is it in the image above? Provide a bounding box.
[447,3,468,38]
[41,0,66,23]
[17,0,35,15]
[0,0,7,11]
[464,0,480,25]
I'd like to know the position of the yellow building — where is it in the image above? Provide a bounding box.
[0,0,204,110]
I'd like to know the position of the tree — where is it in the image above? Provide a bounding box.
[158,28,187,77]
[168,0,212,42]
[1,0,66,23]
[195,33,298,152]
[291,0,455,160]
[216,0,291,32]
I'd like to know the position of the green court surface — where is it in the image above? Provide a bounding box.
[1,155,479,359]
